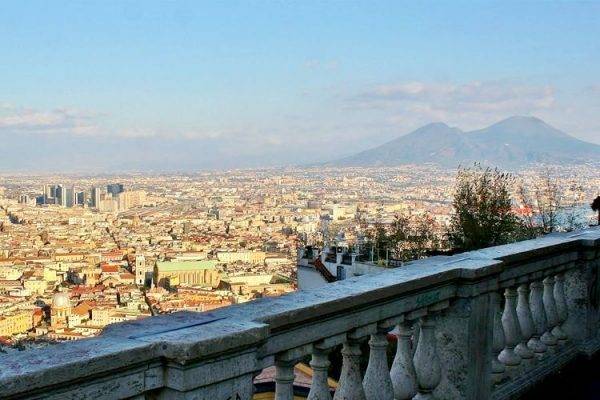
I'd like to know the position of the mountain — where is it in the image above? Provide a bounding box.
[333,116,600,168]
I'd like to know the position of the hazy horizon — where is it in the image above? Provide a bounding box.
[2,1,599,171]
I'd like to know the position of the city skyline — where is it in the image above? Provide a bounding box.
[1,1,600,171]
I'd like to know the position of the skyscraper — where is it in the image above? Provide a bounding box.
[65,187,75,208]
[91,186,104,208]
[106,183,124,196]
[56,185,67,207]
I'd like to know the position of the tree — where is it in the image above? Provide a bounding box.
[592,196,600,225]
[363,213,440,264]
[517,170,587,233]
[388,213,440,261]
[448,164,522,251]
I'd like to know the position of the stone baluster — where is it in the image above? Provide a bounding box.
[529,280,550,357]
[491,292,506,385]
[333,338,367,400]
[307,347,332,400]
[553,273,569,344]
[499,288,522,369]
[390,321,417,399]
[412,315,441,400]
[275,358,296,400]
[363,326,394,400]
[512,286,534,365]
[541,277,558,351]
[516,283,542,357]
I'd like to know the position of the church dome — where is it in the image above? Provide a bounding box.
[52,292,70,308]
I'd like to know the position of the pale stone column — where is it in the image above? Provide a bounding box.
[529,280,549,358]
[412,316,441,400]
[541,277,558,350]
[499,288,522,368]
[275,358,296,400]
[308,348,332,400]
[552,274,568,343]
[390,321,417,400]
[333,339,367,400]
[491,292,506,385]
[516,284,538,357]
[363,327,394,400]
[511,286,534,364]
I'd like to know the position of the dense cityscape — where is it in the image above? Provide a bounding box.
[0,164,598,351]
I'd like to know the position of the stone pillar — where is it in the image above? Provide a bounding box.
[515,284,538,358]
[540,278,558,351]
[390,321,417,400]
[308,348,332,400]
[529,280,549,358]
[413,315,441,400]
[433,294,493,400]
[491,292,506,385]
[554,273,569,343]
[363,327,394,400]
[563,255,600,354]
[544,275,567,344]
[510,286,534,365]
[333,339,366,400]
[275,358,296,400]
[499,288,522,369]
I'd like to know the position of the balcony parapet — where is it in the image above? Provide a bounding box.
[1,227,599,399]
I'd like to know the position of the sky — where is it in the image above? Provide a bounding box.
[1,1,599,171]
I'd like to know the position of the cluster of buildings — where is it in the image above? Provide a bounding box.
[0,164,597,348]
[16,183,148,213]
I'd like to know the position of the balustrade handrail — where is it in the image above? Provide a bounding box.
[0,227,599,399]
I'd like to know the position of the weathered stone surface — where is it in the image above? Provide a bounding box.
[435,295,493,400]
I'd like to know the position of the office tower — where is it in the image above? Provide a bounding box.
[91,186,103,208]
[106,183,124,196]
[65,187,75,208]
[43,185,52,204]
[56,185,67,207]
[76,191,85,206]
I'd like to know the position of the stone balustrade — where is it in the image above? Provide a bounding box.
[1,227,599,400]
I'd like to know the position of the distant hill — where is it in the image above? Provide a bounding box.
[333,116,600,168]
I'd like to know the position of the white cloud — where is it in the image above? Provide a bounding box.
[347,80,558,132]
[0,105,99,135]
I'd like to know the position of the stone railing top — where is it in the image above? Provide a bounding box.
[1,227,599,398]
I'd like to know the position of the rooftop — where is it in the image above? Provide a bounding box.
[155,260,218,271]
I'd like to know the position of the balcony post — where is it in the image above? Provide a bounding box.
[275,358,296,400]
[491,292,506,385]
[390,321,417,400]
[363,325,394,400]
[543,275,566,345]
[307,346,333,400]
[333,336,367,400]
[529,280,550,357]
[510,286,533,365]
[553,273,569,343]
[412,315,441,400]
[499,288,522,369]
[540,278,558,350]
[515,283,537,359]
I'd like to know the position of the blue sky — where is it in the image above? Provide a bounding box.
[1,1,599,170]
